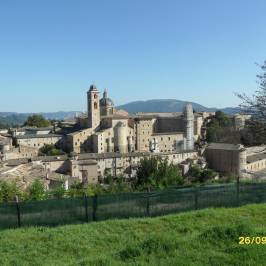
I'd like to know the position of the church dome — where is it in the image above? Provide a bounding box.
[100,89,114,106]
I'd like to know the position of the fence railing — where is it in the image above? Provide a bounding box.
[0,182,266,229]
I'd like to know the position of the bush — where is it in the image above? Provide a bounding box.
[52,186,66,199]
[39,144,64,156]
[189,166,217,183]
[27,180,47,201]
[24,114,50,128]
[135,157,183,190]
[0,181,25,202]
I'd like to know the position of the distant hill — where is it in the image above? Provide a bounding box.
[0,99,240,128]
[117,99,240,114]
[0,111,81,128]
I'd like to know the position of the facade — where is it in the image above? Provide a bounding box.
[234,114,251,130]
[246,153,266,172]
[204,143,247,176]
[15,134,62,149]
[10,127,53,137]
[5,150,197,184]
[67,85,200,155]
[205,142,266,177]
[1,146,39,161]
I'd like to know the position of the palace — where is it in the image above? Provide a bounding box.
[0,85,214,184]
[66,84,207,155]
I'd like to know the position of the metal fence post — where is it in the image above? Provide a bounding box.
[194,187,199,210]
[84,194,89,223]
[146,193,150,217]
[92,195,98,221]
[236,175,240,206]
[15,195,21,228]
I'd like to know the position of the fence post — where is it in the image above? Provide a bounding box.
[15,195,21,228]
[92,195,98,222]
[194,187,199,210]
[236,175,240,206]
[84,194,89,223]
[146,192,150,217]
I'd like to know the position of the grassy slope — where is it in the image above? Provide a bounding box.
[0,204,266,266]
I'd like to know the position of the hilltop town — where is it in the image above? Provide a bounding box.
[0,85,265,191]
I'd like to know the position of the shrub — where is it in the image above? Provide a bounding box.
[27,180,47,201]
[135,157,183,190]
[39,144,64,156]
[189,166,218,183]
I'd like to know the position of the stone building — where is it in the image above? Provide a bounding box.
[204,142,266,178]
[4,150,197,185]
[10,127,53,137]
[234,114,251,130]
[204,143,246,175]
[67,84,201,155]
[15,134,62,149]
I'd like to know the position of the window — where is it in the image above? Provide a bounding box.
[94,94,97,99]
[168,137,171,141]
[94,102,98,109]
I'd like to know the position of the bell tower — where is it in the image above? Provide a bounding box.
[87,84,100,130]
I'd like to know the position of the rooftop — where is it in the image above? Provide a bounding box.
[152,131,184,136]
[206,143,245,151]
[247,153,266,164]
[16,134,62,140]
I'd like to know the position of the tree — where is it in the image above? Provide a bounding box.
[236,60,266,123]
[135,157,183,190]
[188,166,217,183]
[39,144,64,156]
[24,115,50,128]
[206,111,236,143]
[0,181,22,202]
[28,180,46,200]
[240,118,266,146]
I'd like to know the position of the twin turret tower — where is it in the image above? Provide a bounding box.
[183,103,194,150]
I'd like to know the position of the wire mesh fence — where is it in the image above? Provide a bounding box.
[0,182,266,229]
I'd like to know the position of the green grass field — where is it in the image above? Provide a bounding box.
[0,204,266,266]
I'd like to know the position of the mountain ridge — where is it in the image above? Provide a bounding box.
[117,99,240,114]
[0,99,241,127]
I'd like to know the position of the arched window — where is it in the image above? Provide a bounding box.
[94,102,98,109]
[94,94,97,99]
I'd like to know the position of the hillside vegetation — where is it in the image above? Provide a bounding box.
[0,204,265,266]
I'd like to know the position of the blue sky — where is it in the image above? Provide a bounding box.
[0,0,266,112]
